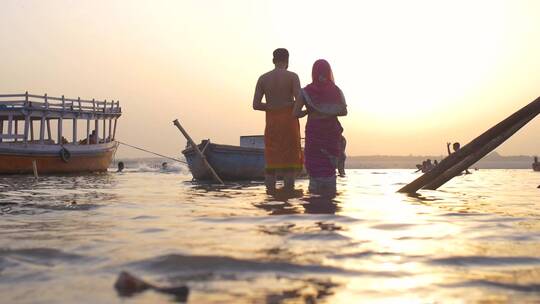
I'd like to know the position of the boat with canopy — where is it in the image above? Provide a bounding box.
[0,92,121,174]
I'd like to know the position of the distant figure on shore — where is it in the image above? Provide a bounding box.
[294,59,347,195]
[447,142,471,174]
[253,48,303,192]
[533,156,540,171]
[161,162,168,170]
[117,161,124,172]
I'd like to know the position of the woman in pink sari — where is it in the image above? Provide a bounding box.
[293,59,347,195]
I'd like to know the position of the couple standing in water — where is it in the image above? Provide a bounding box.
[253,48,347,195]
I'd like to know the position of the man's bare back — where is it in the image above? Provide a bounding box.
[253,68,301,111]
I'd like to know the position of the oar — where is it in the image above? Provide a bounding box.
[172,119,224,185]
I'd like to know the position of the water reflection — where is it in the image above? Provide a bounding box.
[0,174,119,215]
[301,196,341,214]
[1,169,540,303]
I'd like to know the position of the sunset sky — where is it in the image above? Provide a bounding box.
[2,0,540,158]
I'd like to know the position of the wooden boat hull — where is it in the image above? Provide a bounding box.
[0,142,118,174]
[182,141,265,181]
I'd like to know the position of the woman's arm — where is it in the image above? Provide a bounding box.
[336,89,348,116]
[293,90,307,118]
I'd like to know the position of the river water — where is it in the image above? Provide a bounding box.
[0,167,539,303]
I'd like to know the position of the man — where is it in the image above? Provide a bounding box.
[253,48,303,192]
[447,141,471,174]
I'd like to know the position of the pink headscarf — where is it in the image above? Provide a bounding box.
[303,59,345,114]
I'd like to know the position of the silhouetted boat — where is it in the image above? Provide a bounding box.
[0,92,121,174]
[182,137,265,181]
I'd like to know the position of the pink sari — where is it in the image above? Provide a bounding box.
[303,60,346,179]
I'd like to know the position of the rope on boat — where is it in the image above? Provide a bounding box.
[117,141,187,164]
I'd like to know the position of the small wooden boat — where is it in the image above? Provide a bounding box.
[533,156,540,171]
[0,92,121,174]
[182,137,265,181]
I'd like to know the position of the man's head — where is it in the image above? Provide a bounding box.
[272,48,289,68]
[453,142,461,151]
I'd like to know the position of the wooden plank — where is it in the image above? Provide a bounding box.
[424,113,535,190]
[0,134,26,139]
[398,96,540,193]
[30,119,34,141]
[14,120,18,142]
[58,95,64,144]
[0,94,25,98]
[23,115,29,143]
[112,118,118,140]
[0,119,3,143]
[95,118,99,144]
[73,118,77,143]
[108,118,112,142]
[58,117,63,144]
[39,116,45,144]
[46,119,52,140]
[86,119,90,145]
[102,100,106,141]
[0,100,27,105]
[108,101,114,141]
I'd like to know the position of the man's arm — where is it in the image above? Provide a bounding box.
[446,142,452,155]
[252,76,266,111]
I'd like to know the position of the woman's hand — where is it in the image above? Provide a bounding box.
[293,93,306,118]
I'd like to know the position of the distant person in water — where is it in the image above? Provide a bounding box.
[447,142,471,174]
[253,48,303,192]
[161,162,168,170]
[424,159,434,171]
[117,161,124,172]
[294,59,347,195]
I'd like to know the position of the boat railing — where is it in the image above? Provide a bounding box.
[0,92,122,145]
[0,92,121,116]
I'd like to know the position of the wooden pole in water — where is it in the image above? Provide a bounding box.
[32,160,38,179]
[398,96,540,193]
[172,119,224,185]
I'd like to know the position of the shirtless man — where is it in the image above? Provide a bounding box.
[253,48,303,192]
[447,142,471,174]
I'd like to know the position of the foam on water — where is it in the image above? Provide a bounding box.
[0,168,539,303]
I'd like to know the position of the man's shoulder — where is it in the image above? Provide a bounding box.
[261,69,299,77]
[257,70,273,83]
[283,70,299,79]
[287,70,299,77]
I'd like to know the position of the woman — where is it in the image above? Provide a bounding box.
[293,59,347,195]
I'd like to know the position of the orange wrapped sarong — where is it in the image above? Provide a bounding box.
[264,106,303,172]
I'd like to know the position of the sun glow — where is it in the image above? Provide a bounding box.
[1,0,540,156]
